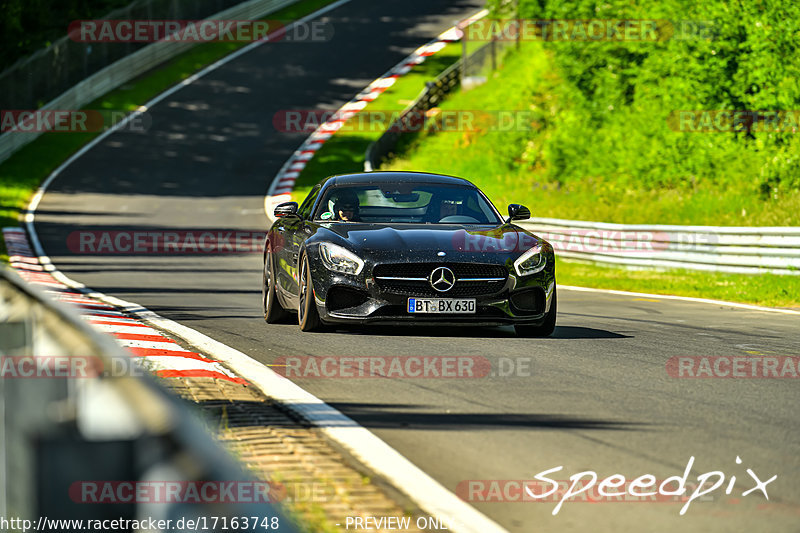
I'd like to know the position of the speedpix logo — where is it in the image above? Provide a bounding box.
[457,456,776,516]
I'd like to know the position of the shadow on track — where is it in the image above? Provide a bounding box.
[198,401,649,432]
[550,326,632,339]
[307,324,633,340]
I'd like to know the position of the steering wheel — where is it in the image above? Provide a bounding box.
[438,215,480,223]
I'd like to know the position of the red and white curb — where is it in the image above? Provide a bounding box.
[3,227,247,384]
[265,9,488,217]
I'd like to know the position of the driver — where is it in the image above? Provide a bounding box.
[332,189,360,221]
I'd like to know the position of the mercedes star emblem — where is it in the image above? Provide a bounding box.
[429,266,456,292]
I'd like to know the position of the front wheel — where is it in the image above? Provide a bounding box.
[298,254,323,332]
[515,289,557,337]
[263,251,289,323]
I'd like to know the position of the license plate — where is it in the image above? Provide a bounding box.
[407,298,476,314]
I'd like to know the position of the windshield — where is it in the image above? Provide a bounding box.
[313,183,503,224]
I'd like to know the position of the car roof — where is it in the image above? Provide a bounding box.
[322,171,478,188]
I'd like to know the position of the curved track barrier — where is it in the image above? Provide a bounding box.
[0,262,296,529]
[519,218,800,275]
[0,0,300,164]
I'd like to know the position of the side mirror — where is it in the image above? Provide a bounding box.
[507,204,531,222]
[274,201,299,218]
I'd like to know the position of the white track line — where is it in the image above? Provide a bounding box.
[560,285,800,315]
[14,5,507,533]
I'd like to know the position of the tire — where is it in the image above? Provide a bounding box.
[263,251,289,323]
[298,254,323,332]
[515,289,557,337]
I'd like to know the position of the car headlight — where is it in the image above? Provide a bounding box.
[514,245,546,276]
[319,242,364,275]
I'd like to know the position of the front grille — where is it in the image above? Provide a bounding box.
[372,263,507,297]
[373,263,507,278]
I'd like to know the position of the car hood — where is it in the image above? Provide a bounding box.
[313,223,544,262]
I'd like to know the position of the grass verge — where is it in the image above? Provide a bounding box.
[377,42,800,308]
[382,41,800,227]
[0,0,338,263]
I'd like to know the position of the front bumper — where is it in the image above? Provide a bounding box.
[307,253,556,327]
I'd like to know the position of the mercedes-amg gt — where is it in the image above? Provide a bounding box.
[262,171,556,336]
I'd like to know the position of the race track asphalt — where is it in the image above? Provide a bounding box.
[33,1,800,531]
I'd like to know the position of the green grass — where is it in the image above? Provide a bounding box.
[383,41,800,227]
[290,39,487,202]
[557,257,800,309]
[0,0,338,262]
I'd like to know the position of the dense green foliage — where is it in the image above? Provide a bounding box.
[472,0,800,222]
[0,0,134,71]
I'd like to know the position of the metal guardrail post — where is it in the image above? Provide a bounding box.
[461,20,468,83]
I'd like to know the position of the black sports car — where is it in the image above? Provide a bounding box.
[262,171,556,336]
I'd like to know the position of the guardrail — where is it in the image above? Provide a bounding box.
[0,0,300,165]
[0,264,297,527]
[520,218,800,275]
